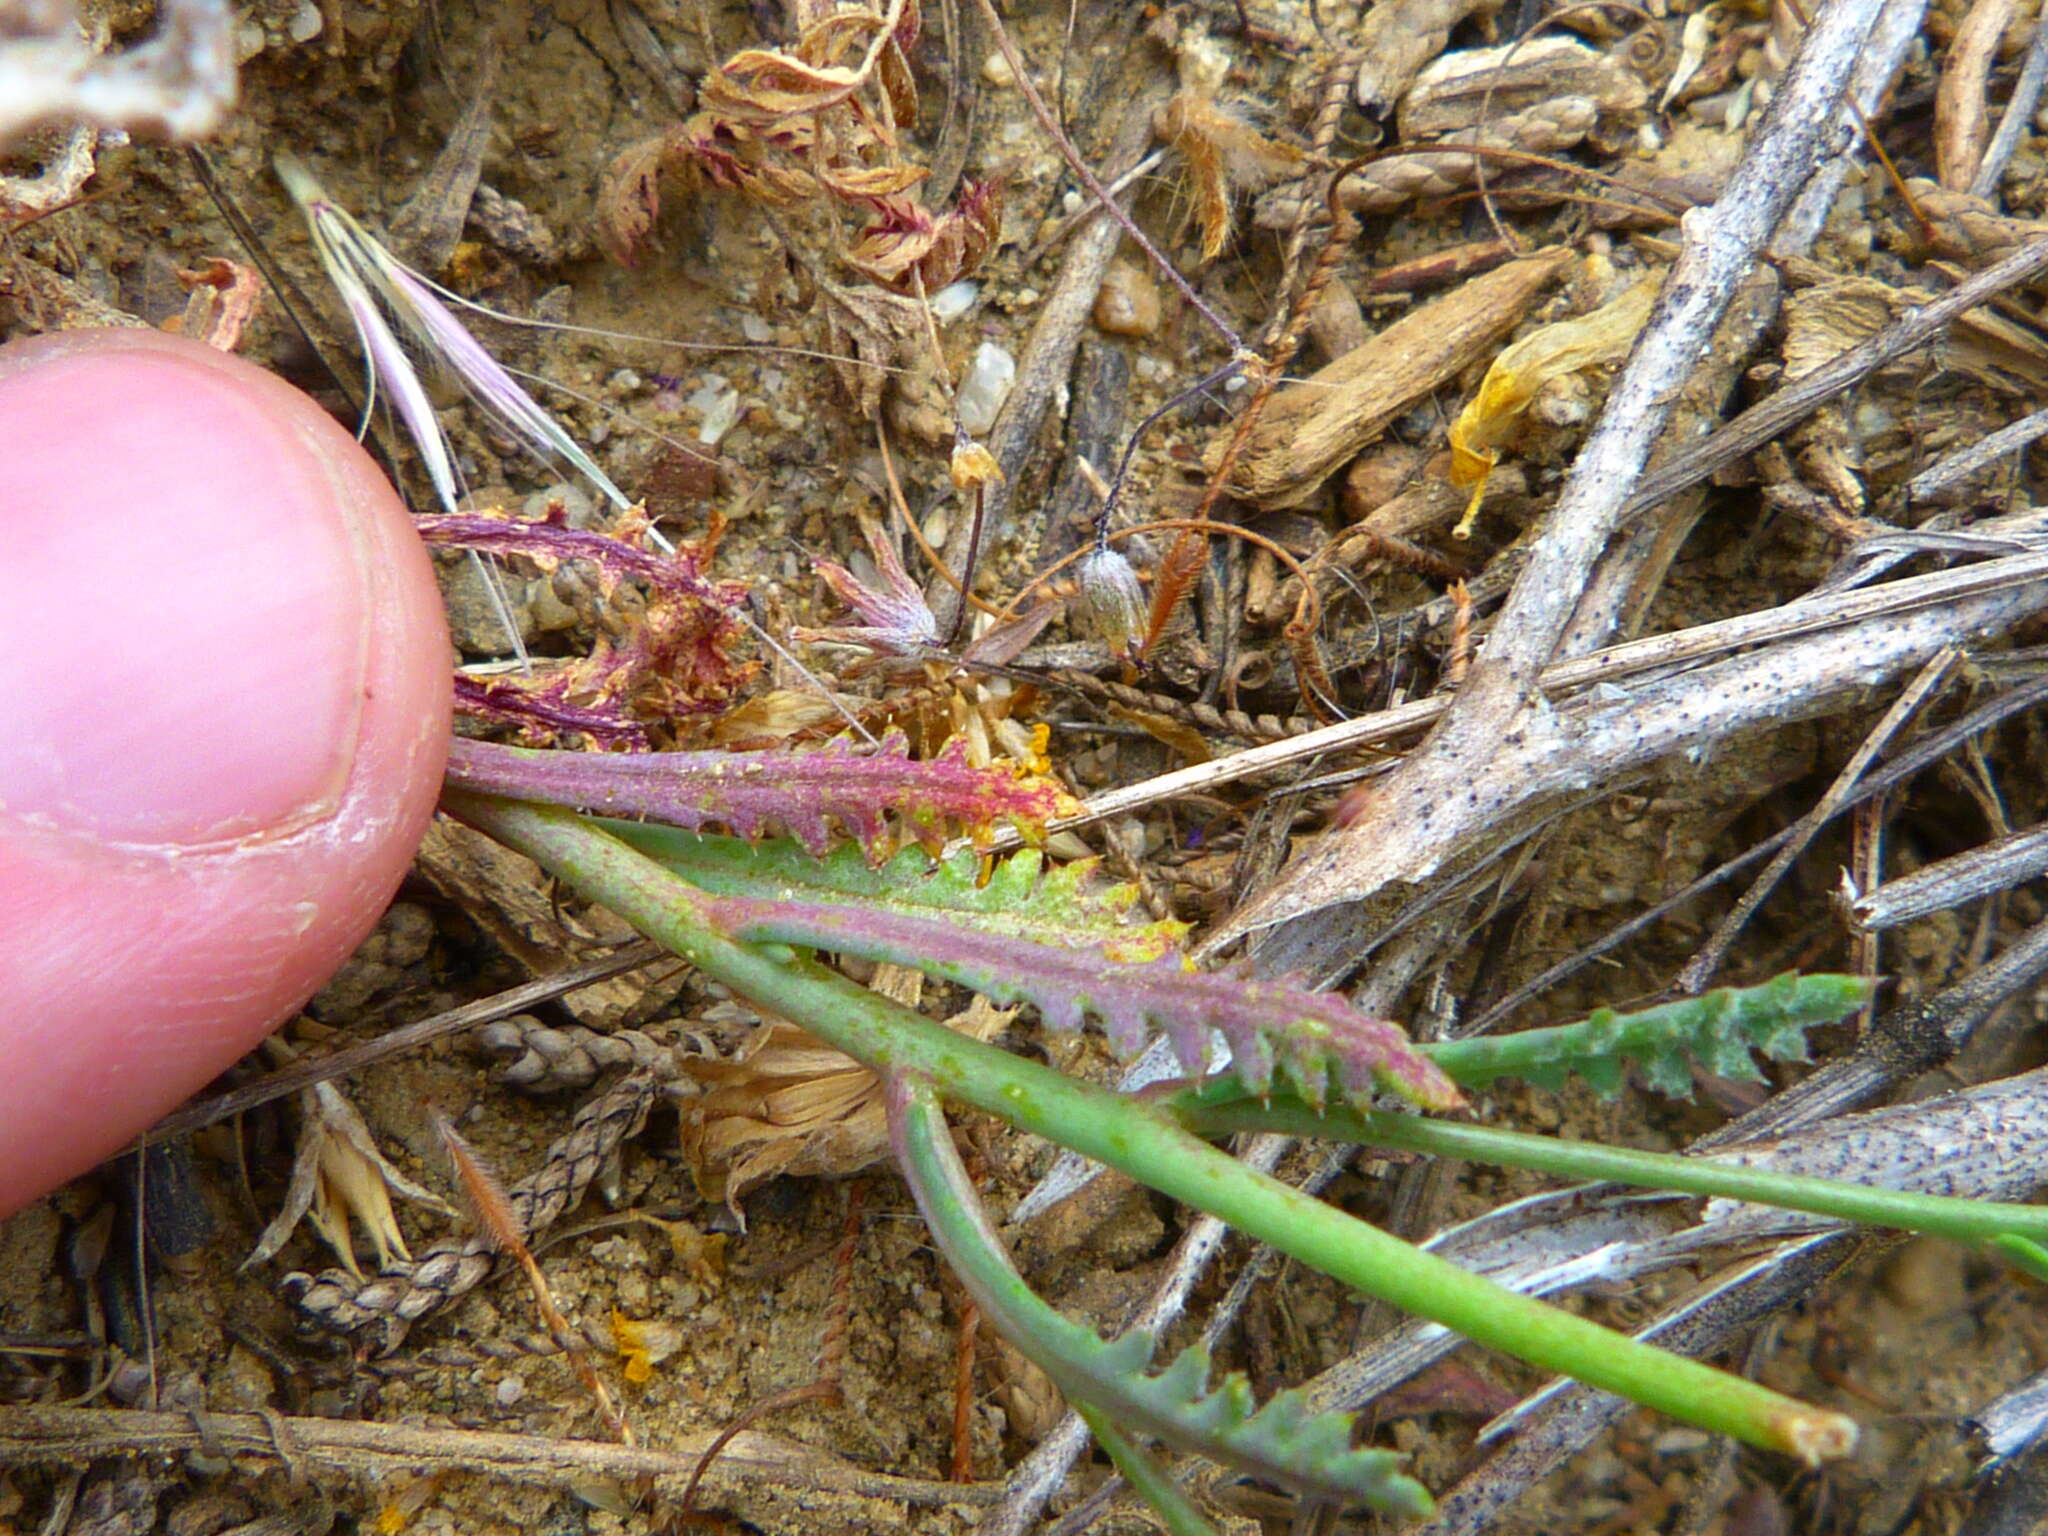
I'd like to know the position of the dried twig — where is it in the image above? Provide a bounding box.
[145,943,670,1142]
[967,549,2048,869]
[1218,0,1899,942]
[1674,647,1960,992]
[1852,822,2048,932]
[1621,234,2048,522]
[1973,8,2048,197]
[1908,402,2048,500]
[0,1406,1001,1509]
[1937,0,2017,192]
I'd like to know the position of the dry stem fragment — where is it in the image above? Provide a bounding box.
[1935,0,2017,191]
[1215,248,1571,508]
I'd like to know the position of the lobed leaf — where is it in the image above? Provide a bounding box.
[446,732,1073,857]
[704,891,1461,1111]
[604,825,1187,958]
[1419,974,1874,1098]
[891,1078,1435,1518]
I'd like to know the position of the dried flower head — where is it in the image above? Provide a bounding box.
[681,996,1013,1215]
[950,439,1003,491]
[794,514,942,658]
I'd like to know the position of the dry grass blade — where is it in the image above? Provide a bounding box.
[435,1115,634,1445]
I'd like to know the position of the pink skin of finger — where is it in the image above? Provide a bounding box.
[0,327,452,1217]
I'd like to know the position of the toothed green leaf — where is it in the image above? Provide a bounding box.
[891,1079,1436,1518]
[1421,974,1873,1100]
[604,824,1185,958]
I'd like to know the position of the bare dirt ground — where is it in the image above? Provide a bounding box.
[7,0,2048,1532]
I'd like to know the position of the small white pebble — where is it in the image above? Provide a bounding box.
[955,342,1016,434]
[687,374,741,445]
[740,313,774,343]
[495,1376,526,1407]
[287,0,323,42]
[982,51,1017,86]
[929,280,979,323]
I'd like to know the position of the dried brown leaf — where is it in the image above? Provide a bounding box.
[596,130,682,267]
[1449,276,1659,488]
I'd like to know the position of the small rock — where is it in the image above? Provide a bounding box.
[982,51,1017,87]
[687,375,741,445]
[929,280,979,323]
[1093,260,1161,337]
[955,341,1016,434]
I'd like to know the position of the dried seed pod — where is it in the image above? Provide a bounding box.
[950,439,1003,490]
[1074,545,1150,655]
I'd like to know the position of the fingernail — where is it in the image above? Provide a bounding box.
[0,335,371,847]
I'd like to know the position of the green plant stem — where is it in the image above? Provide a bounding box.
[1170,1087,2048,1252]
[1073,1405,1224,1536]
[446,793,1857,1464]
[889,1076,1430,1514]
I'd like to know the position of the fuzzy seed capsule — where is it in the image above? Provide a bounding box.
[1076,546,1148,655]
